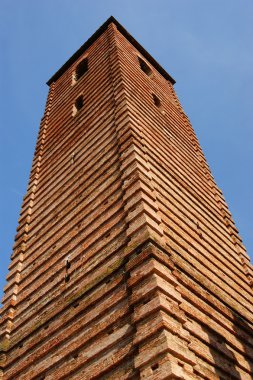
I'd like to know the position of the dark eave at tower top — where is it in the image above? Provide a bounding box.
[47,16,176,86]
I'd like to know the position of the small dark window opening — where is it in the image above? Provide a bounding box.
[73,95,84,116]
[152,94,161,108]
[75,59,88,81]
[75,96,83,111]
[151,363,159,371]
[138,57,152,77]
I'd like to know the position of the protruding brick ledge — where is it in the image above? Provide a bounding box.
[0,84,55,375]
[107,24,167,251]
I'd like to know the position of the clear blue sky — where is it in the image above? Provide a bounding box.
[1,0,253,302]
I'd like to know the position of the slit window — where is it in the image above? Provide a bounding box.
[152,94,161,108]
[138,57,153,77]
[74,58,88,81]
[73,95,84,115]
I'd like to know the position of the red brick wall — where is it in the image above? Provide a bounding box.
[0,20,252,379]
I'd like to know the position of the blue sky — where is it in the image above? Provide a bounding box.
[1,0,253,302]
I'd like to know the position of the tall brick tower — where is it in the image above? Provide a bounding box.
[1,17,253,380]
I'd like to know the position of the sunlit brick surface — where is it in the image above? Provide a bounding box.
[1,17,253,380]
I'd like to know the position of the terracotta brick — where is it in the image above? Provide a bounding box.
[1,17,252,380]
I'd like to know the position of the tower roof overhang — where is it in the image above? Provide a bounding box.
[47,16,176,86]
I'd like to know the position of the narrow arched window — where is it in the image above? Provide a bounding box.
[73,95,84,116]
[75,95,83,110]
[74,58,88,81]
[138,57,153,77]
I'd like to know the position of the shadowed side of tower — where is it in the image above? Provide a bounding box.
[0,17,253,380]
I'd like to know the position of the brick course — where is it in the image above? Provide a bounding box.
[1,17,252,379]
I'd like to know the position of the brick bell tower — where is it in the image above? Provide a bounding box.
[1,17,253,380]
